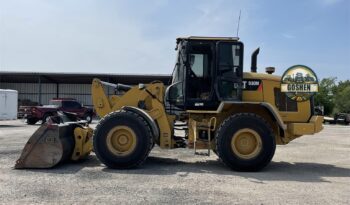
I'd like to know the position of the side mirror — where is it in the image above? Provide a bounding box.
[165,82,184,105]
[168,86,179,103]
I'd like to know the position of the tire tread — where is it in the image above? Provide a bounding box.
[93,110,154,169]
[215,112,276,171]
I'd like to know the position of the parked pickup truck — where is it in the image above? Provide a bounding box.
[323,113,350,125]
[23,98,94,125]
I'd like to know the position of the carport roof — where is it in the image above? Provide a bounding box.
[0,71,172,85]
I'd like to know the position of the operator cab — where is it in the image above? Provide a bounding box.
[166,36,244,110]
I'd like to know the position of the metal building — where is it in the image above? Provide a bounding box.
[0,72,171,106]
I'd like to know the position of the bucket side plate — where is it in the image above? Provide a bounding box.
[15,123,75,169]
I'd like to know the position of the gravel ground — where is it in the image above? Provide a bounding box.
[0,120,349,204]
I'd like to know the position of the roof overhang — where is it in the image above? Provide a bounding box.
[0,71,172,85]
[176,36,240,41]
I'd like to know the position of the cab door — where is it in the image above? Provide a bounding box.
[184,41,219,110]
[215,41,244,101]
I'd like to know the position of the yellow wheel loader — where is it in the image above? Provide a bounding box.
[15,36,323,171]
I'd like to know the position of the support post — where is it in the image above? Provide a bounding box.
[38,76,42,105]
[56,83,59,98]
[107,77,111,95]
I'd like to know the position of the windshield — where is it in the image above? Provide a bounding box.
[171,41,187,84]
[171,52,181,83]
[167,40,187,107]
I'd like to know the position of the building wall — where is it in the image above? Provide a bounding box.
[0,83,104,106]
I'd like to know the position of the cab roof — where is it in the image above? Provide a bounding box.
[176,36,239,41]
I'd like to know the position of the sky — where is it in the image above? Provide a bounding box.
[0,0,349,80]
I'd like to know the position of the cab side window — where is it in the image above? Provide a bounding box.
[218,43,241,77]
[216,43,243,100]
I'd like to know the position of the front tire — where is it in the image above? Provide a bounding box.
[216,113,276,172]
[42,113,53,124]
[93,110,153,169]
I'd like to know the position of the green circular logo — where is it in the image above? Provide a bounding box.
[281,65,319,102]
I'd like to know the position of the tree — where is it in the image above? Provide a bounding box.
[314,77,337,115]
[334,80,350,113]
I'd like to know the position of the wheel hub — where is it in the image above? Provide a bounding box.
[231,128,262,159]
[106,125,137,156]
[118,135,128,145]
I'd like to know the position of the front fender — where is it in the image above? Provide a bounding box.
[121,106,160,140]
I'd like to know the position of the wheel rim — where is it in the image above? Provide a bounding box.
[231,128,262,159]
[45,116,51,122]
[106,125,137,156]
[86,116,91,122]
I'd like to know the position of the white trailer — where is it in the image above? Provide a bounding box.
[0,89,18,120]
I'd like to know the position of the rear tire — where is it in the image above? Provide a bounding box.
[216,113,276,172]
[345,114,350,125]
[26,118,38,125]
[93,110,153,169]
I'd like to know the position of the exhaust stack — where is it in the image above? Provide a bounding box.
[251,48,260,73]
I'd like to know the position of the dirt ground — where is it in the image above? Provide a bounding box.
[0,120,349,204]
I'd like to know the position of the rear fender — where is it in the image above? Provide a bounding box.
[210,102,287,131]
[187,101,286,131]
[259,102,287,130]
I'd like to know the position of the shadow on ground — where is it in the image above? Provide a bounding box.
[0,125,27,128]
[16,155,350,183]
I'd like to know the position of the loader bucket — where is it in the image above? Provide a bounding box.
[15,122,77,169]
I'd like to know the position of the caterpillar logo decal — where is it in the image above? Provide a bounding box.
[242,79,262,91]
